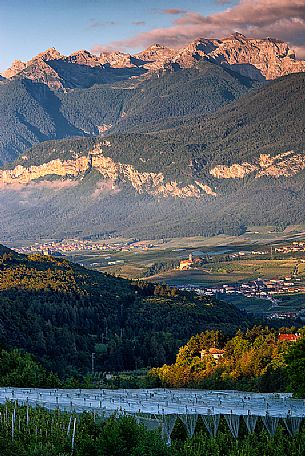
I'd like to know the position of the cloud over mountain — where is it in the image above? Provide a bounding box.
[98,0,305,57]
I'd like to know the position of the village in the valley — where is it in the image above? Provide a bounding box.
[14,238,154,256]
[13,239,305,321]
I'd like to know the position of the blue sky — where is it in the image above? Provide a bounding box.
[0,0,228,71]
[1,0,304,72]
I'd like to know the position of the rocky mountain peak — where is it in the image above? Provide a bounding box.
[2,59,26,78]
[134,44,175,71]
[172,38,218,67]
[207,34,304,80]
[2,48,63,80]
[33,47,63,62]
[230,32,247,41]
[98,51,134,68]
[136,43,174,58]
[2,34,305,88]
[67,49,100,66]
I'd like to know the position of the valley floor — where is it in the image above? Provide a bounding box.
[11,226,305,320]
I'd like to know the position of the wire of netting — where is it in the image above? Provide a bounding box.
[283,416,303,436]
[243,413,258,433]
[0,388,304,421]
[201,413,220,437]
[135,415,162,431]
[261,414,279,436]
[224,413,240,439]
[162,414,177,446]
[180,414,198,438]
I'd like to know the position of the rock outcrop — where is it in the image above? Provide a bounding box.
[67,50,100,66]
[134,44,176,71]
[2,60,26,79]
[99,51,135,68]
[2,34,305,89]
[210,151,305,179]
[0,145,215,198]
[207,33,305,80]
[2,47,65,90]
[210,162,257,179]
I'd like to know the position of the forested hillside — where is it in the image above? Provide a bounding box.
[108,61,257,135]
[8,72,305,177]
[0,79,84,164]
[0,246,245,377]
[99,72,305,176]
[1,72,305,241]
[0,61,257,164]
[158,72,305,170]
[149,327,305,394]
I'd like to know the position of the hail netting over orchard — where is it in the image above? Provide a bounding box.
[1,388,305,443]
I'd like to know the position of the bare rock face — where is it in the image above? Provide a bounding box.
[210,151,305,179]
[2,47,65,90]
[33,47,63,61]
[0,156,89,183]
[2,34,305,89]
[134,44,176,70]
[2,60,27,78]
[17,59,65,90]
[98,51,135,68]
[0,144,215,198]
[210,162,258,179]
[172,38,219,68]
[206,33,305,80]
[132,34,305,80]
[67,50,100,67]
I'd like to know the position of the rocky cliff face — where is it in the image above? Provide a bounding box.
[2,60,26,78]
[0,144,215,198]
[2,147,304,195]
[171,33,305,80]
[207,33,305,80]
[99,51,135,68]
[2,47,66,90]
[2,34,305,90]
[210,151,305,179]
[134,44,176,71]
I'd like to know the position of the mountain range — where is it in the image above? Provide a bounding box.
[3,33,305,90]
[1,34,305,241]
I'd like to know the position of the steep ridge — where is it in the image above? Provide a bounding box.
[0,61,256,164]
[1,142,216,198]
[110,61,256,135]
[1,72,305,241]
[2,34,305,90]
[191,33,305,80]
[1,34,304,164]
[0,78,85,164]
[2,47,144,91]
[156,72,305,172]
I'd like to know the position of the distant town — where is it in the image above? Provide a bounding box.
[13,239,305,322]
[13,238,155,256]
[178,251,305,321]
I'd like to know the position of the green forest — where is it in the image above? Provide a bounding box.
[0,61,256,165]
[0,245,245,378]
[150,327,305,397]
[1,245,305,456]
[2,72,305,242]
